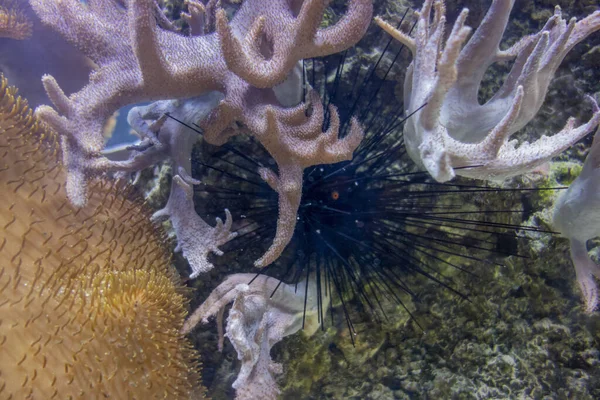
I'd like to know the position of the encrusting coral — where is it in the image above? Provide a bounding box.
[182,273,327,400]
[0,75,204,399]
[375,0,600,183]
[553,127,600,313]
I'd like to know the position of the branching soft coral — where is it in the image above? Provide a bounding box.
[554,124,600,313]
[206,89,364,268]
[116,94,238,278]
[182,274,326,400]
[375,0,600,183]
[29,0,371,272]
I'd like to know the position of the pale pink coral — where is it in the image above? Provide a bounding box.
[29,0,371,272]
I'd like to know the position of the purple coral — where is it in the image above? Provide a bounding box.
[29,0,371,273]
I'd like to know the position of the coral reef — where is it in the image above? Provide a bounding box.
[5,1,600,399]
[0,75,204,399]
[376,0,600,182]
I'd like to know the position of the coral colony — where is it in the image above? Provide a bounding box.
[375,1,600,182]
[0,76,202,398]
[28,0,370,278]
[0,0,599,399]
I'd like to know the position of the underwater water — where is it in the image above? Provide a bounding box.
[1,0,600,399]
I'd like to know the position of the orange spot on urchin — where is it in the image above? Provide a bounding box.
[0,75,205,399]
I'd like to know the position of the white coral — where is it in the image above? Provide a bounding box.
[112,94,237,278]
[376,0,600,182]
[182,274,327,400]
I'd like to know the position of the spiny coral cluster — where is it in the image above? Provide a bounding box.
[0,76,203,399]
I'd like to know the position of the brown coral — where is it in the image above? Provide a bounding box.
[374,0,600,182]
[0,75,204,399]
[0,1,32,40]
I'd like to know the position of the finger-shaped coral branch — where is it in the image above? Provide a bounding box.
[153,176,237,278]
[255,164,304,268]
[181,0,216,36]
[246,92,364,268]
[569,239,600,313]
[553,126,600,313]
[217,0,372,88]
[419,8,471,132]
[458,97,600,180]
[376,0,600,182]
[374,15,415,54]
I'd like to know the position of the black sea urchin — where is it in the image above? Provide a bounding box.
[181,9,552,340]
